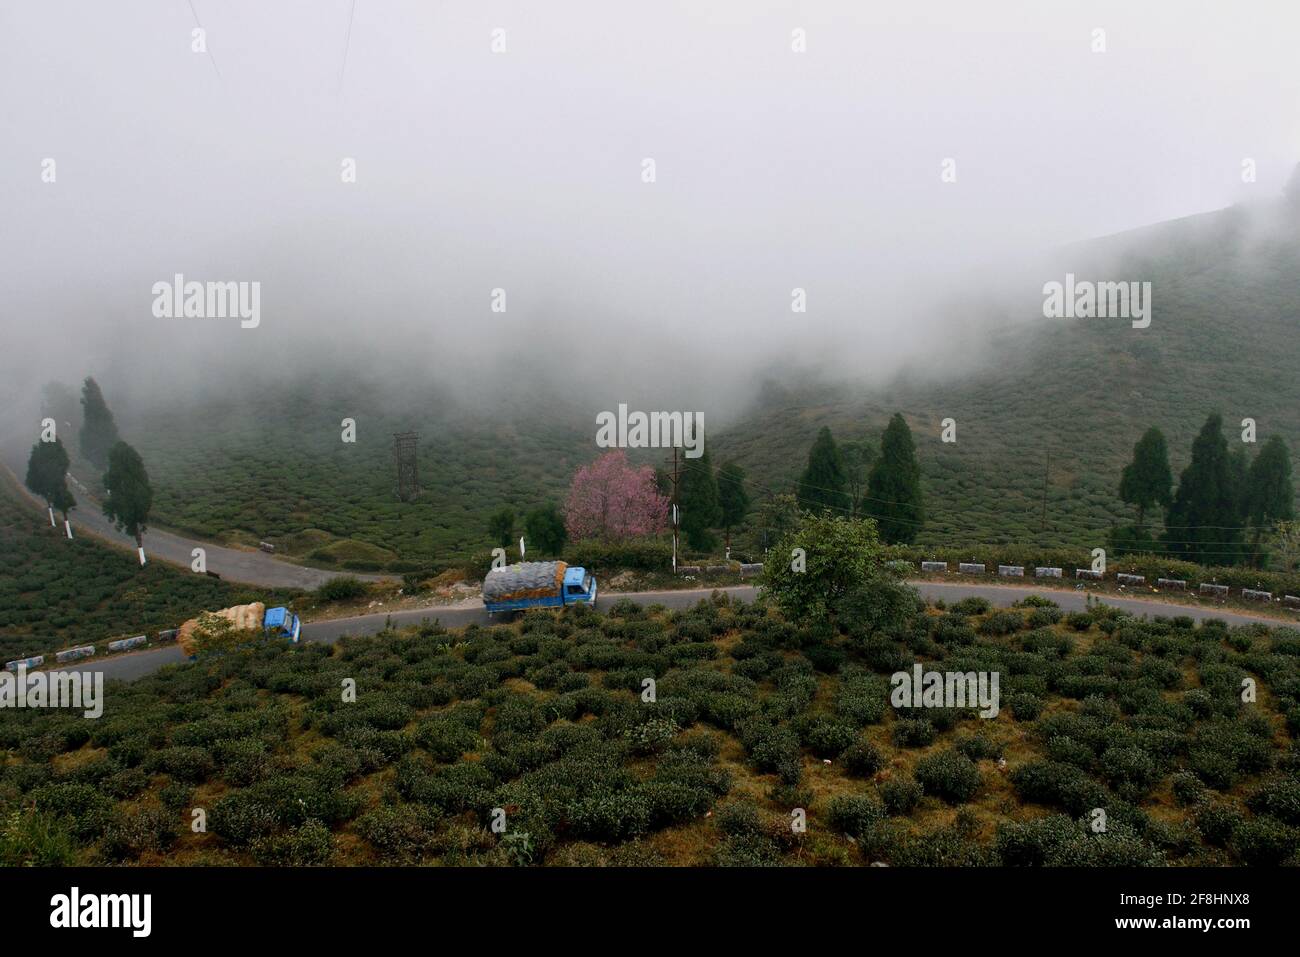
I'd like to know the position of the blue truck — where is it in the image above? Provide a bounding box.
[483,561,598,617]
[178,601,301,658]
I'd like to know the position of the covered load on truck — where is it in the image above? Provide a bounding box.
[483,561,568,603]
[177,602,266,657]
[482,561,597,615]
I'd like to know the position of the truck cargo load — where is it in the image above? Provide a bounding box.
[177,602,266,657]
[483,561,597,616]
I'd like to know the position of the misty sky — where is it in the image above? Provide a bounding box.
[3,0,1298,422]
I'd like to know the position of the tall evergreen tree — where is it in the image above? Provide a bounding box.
[1162,413,1244,565]
[841,440,877,518]
[797,427,850,516]
[679,444,722,552]
[865,413,924,544]
[102,441,153,549]
[716,461,751,552]
[79,377,120,469]
[524,502,567,555]
[1118,427,1173,528]
[25,438,76,522]
[1246,435,1295,565]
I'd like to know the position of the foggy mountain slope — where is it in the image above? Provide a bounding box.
[712,197,1300,551]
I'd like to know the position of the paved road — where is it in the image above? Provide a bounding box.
[63,580,1296,684]
[1,438,384,589]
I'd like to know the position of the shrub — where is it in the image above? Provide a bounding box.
[1246,777,1300,826]
[825,795,886,837]
[841,740,885,777]
[892,719,935,748]
[31,783,115,841]
[252,820,334,866]
[715,801,764,838]
[316,576,368,602]
[100,808,177,861]
[567,792,652,842]
[146,746,216,784]
[1008,693,1043,721]
[1231,817,1299,866]
[415,718,480,762]
[210,792,278,846]
[880,778,923,816]
[951,597,991,616]
[800,718,857,758]
[1170,772,1206,807]
[1194,803,1242,847]
[914,750,981,804]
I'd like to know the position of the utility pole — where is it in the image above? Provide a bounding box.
[664,446,682,572]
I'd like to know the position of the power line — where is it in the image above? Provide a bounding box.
[187,0,223,83]
[337,0,357,95]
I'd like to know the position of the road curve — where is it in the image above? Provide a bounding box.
[2,439,385,590]
[64,580,1297,684]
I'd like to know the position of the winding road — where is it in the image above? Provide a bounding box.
[63,581,1297,683]
[7,432,1295,686]
[2,438,382,589]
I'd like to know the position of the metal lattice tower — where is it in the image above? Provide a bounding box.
[392,432,420,502]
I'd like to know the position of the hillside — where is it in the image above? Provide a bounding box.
[715,201,1300,552]
[0,485,297,662]
[39,198,1300,568]
[2,594,1296,867]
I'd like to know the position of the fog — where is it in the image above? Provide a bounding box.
[3,0,1298,433]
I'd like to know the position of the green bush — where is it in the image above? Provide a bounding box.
[826,795,886,838]
[880,778,923,816]
[841,740,885,777]
[316,576,368,602]
[914,750,981,804]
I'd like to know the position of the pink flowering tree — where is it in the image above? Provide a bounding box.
[564,451,669,542]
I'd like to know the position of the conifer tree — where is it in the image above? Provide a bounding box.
[79,377,121,469]
[865,414,924,544]
[1118,427,1173,528]
[797,427,850,516]
[1162,413,1243,564]
[679,443,722,552]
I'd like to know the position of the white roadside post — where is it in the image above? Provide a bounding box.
[65,520,73,539]
[519,536,525,559]
[672,504,679,572]
[48,507,55,527]
[138,547,147,566]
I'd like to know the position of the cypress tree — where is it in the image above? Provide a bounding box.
[865,414,924,544]
[25,438,76,522]
[841,440,877,518]
[1163,413,1244,565]
[797,427,850,516]
[1246,435,1295,565]
[79,377,121,469]
[717,461,751,552]
[679,443,722,552]
[1118,427,1173,528]
[102,441,153,548]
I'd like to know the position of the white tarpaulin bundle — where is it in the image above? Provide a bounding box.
[483,561,566,602]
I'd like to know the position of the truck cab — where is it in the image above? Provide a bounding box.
[263,606,301,642]
[562,567,597,606]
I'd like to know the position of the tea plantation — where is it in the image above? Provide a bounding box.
[0,491,297,661]
[3,591,1298,866]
